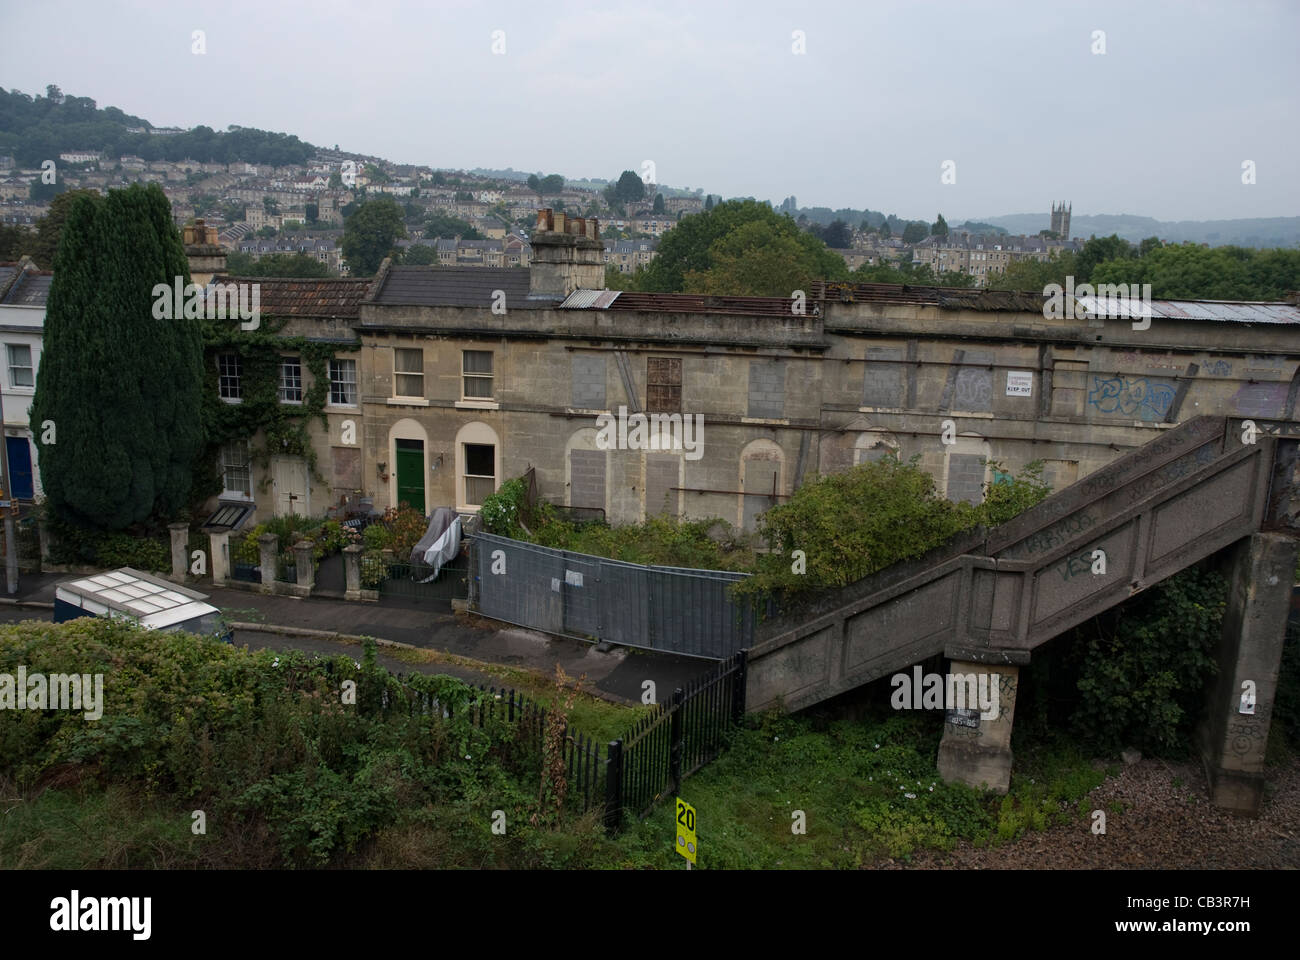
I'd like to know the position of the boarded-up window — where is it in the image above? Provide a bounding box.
[946,453,985,504]
[1052,360,1089,417]
[862,347,904,408]
[952,352,993,413]
[645,454,679,518]
[747,360,785,418]
[646,357,681,413]
[569,448,606,511]
[572,355,606,409]
[1041,459,1079,491]
[332,447,362,490]
[742,458,779,532]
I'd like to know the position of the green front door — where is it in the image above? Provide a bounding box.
[395,439,425,514]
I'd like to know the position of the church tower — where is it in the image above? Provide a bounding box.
[1050,201,1071,240]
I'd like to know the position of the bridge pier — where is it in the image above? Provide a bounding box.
[1197,532,1298,816]
[936,660,1020,794]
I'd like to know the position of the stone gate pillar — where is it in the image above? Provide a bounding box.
[936,661,1020,794]
[1198,532,1298,815]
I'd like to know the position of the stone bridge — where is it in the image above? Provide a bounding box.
[745,415,1300,815]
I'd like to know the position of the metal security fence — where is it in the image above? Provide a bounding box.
[472,532,760,660]
[379,555,470,603]
[609,651,747,827]
[344,649,747,832]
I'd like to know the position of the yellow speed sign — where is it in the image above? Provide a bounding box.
[675,798,697,865]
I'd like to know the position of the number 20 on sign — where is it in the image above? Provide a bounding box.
[675,798,697,866]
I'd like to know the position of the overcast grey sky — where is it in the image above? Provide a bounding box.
[4,0,1296,222]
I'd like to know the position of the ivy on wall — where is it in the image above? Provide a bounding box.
[194,314,360,503]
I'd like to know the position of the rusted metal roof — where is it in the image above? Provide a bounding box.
[605,291,809,318]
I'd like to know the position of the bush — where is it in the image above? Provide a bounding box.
[360,549,388,589]
[1066,566,1226,757]
[94,534,170,573]
[384,505,429,559]
[0,619,542,868]
[735,456,1051,604]
[362,523,394,551]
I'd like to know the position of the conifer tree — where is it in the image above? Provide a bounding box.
[32,183,205,530]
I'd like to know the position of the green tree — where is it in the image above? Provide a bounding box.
[931,213,948,237]
[339,194,408,275]
[31,184,204,531]
[305,202,319,223]
[328,171,342,189]
[1074,233,1135,281]
[901,222,928,243]
[226,251,333,277]
[24,188,100,268]
[636,199,844,293]
[540,174,565,195]
[402,243,438,266]
[987,250,1078,292]
[878,220,891,239]
[526,173,541,193]
[423,212,481,240]
[612,170,646,204]
[652,192,665,214]
[0,223,29,260]
[678,215,849,297]
[704,195,714,211]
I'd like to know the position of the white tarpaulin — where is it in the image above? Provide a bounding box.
[410,507,461,581]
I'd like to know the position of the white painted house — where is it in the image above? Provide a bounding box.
[0,261,48,501]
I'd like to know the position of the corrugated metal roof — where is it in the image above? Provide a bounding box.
[1145,300,1300,324]
[559,289,622,309]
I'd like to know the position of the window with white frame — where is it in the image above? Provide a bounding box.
[462,442,496,506]
[279,356,303,403]
[6,344,33,388]
[221,440,252,498]
[218,353,242,400]
[329,358,357,405]
[462,350,494,399]
[394,348,423,398]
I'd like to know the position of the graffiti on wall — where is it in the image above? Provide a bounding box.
[1088,376,1177,422]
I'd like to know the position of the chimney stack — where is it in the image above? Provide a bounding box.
[183,217,227,285]
[528,208,605,298]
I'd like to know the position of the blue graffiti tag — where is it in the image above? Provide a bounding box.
[1088,376,1177,421]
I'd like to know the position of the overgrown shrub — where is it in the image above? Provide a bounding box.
[362,523,393,551]
[735,456,1051,603]
[0,619,555,868]
[383,504,429,559]
[1066,566,1227,756]
[360,549,387,589]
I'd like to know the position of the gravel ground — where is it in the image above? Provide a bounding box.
[885,755,1300,869]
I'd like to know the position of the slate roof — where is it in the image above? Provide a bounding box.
[0,264,19,300]
[210,276,370,318]
[1,271,52,306]
[369,266,555,309]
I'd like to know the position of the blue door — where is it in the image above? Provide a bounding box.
[6,436,32,500]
